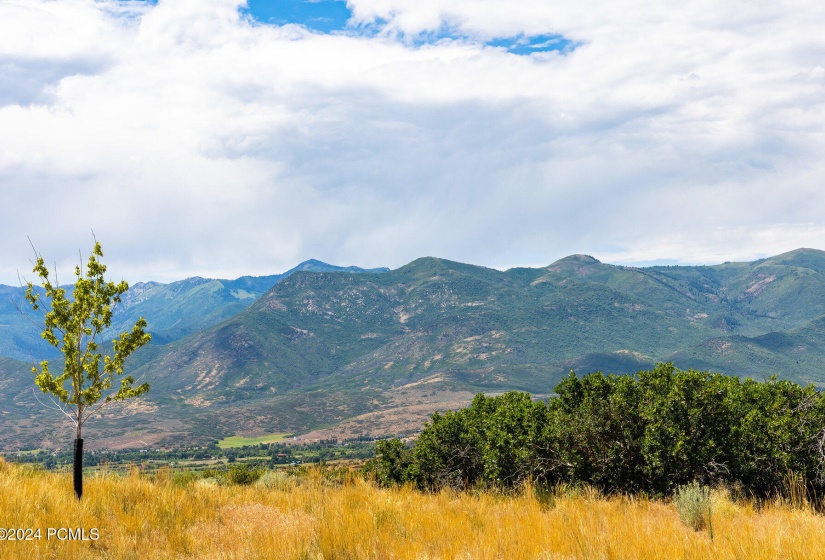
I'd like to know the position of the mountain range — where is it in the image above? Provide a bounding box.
[0,259,389,361]
[2,249,825,451]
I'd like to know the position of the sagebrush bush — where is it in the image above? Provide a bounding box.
[195,476,220,489]
[255,469,295,490]
[673,482,712,533]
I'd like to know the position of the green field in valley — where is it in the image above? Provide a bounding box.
[217,433,294,448]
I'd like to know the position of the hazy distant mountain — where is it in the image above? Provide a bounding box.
[0,260,389,361]
[3,249,825,451]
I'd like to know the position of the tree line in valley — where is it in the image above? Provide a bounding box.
[368,363,825,499]
[4,440,379,471]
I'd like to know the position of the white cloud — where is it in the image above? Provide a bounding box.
[1,0,824,284]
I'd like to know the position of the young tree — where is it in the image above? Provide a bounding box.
[24,240,151,499]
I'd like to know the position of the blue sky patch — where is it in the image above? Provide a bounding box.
[242,0,350,33]
[130,1,575,55]
[487,34,575,55]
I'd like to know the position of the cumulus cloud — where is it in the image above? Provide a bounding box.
[1,0,824,284]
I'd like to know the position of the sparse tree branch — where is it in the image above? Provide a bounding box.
[30,387,76,426]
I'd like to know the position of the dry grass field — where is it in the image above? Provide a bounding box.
[1,457,824,560]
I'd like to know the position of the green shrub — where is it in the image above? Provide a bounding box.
[226,464,263,485]
[172,470,198,487]
[400,364,825,499]
[532,483,556,510]
[365,439,412,487]
[200,468,223,480]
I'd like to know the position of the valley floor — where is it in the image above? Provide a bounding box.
[1,459,823,559]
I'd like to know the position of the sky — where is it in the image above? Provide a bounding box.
[1,0,824,284]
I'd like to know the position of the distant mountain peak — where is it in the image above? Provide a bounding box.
[395,257,492,277]
[546,254,603,271]
[284,260,389,276]
[564,254,601,264]
[293,259,331,270]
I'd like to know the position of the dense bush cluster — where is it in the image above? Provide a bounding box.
[369,364,825,498]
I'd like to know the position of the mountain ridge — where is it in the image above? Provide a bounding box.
[0,259,389,361]
[3,249,825,450]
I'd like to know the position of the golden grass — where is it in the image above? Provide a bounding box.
[1,457,824,559]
